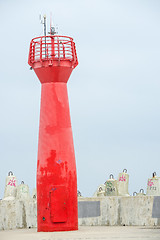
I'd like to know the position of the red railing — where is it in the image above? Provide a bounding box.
[28,35,78,68]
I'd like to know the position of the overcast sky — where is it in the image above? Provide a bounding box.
[0,0,160,198]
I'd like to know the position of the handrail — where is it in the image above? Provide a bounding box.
[31,35,74,41]
[28,35,78,68]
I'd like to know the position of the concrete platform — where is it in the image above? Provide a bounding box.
[0,226,160,240]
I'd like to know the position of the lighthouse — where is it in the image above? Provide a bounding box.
[28,16,78,232]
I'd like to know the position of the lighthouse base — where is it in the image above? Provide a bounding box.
[37,226,78,232]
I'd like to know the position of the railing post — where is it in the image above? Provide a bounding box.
[71,40,75,66]
[29,42,32,64]
[57,37,60,65]
[63,44,65,59]
[40,38,42,61]
[33,43,35,63]
[51,37,55,59]
[45,37,47,58]
[47,43,49,60]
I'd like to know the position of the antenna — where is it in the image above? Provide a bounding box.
[39,14,47,57]
[39,14,47,36]
[43,14,46,36]
[50,12,52,35]
[48,12,56,35]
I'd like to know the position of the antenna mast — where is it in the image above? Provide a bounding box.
[44,15,46,36]
[48,12,56,35]
[39,14,47,35]
[50,12,52,35]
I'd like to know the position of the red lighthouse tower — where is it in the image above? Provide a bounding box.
[28,18,78,232]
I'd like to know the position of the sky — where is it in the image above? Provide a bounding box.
[0,0,160,198]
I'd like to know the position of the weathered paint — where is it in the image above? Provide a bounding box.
[16,183,30,200]
[105,175,118,196]
[147,177,160,196]
[117,170,129,196]
[4,173,17,200]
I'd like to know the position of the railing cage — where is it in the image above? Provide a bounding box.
[29,35,78,68]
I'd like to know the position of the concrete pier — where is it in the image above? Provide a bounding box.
[0,196,160,230]
[0,226,160,240]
